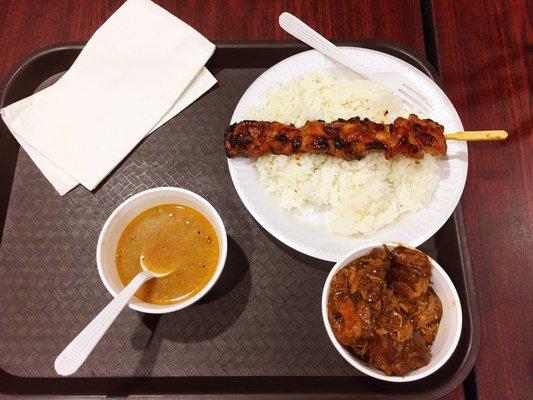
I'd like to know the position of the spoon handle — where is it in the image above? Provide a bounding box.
[54,270,153,376]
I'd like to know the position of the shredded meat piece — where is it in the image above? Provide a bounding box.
[369,332,431,376]
[327,245,443,376]
[224,114,447,160]
[328,247,390,347]
[408,288,443,344]
[389,246,432,301]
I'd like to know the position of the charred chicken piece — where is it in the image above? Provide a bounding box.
[224,114,447,160]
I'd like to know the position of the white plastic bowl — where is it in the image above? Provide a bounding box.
[322,242,462,382]
[96,187,227,314]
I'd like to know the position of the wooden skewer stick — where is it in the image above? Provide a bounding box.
[444,130,508,141]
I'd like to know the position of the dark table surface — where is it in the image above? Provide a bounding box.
[0,1,530,399]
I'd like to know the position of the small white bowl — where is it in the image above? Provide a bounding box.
[97,187,227,314]
[322,242,462,382]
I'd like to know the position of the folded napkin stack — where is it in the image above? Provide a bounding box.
[1,0,216,195]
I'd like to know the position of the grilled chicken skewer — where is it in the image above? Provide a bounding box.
[225,114,447,160]
[225,112,507,160]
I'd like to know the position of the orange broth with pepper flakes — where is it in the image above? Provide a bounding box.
[116,204,219,305]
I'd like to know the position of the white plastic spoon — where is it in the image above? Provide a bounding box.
[54,256,169,376]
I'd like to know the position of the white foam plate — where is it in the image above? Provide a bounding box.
[228,47,467,262]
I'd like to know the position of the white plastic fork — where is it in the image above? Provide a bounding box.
[279,12,431,114]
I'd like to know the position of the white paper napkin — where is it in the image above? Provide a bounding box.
[5,67,216,195]
[1,0,216,195]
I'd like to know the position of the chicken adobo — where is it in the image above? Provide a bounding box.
[328,245,442,376]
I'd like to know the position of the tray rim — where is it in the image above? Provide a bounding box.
[0,41,480,399]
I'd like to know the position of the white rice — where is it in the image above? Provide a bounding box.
[247,70,439,236]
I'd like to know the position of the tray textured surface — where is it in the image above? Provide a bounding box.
[0,68,374,378]
[0,44,481,399]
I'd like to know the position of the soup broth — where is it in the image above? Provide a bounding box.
[116,204,219,305]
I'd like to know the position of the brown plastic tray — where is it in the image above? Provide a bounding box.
[0,41,480,399]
